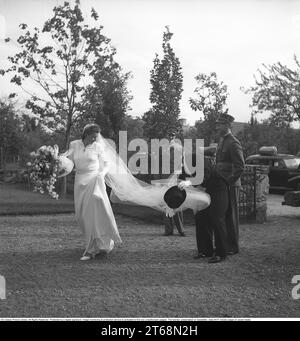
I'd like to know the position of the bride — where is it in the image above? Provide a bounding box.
[63,124,122,261]
[61,123,210,261]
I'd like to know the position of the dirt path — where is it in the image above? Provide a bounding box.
[0,208,299,318]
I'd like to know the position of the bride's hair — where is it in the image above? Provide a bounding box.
[82,123,101,140]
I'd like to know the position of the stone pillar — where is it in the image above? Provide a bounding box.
[254,165,269,223]
[239,165,269,223]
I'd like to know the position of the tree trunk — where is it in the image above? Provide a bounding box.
[59,174,67,199]
[60,126,72,199]
[0,147,3,169]
[1,148,6,171]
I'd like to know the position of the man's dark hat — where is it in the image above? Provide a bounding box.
[216,113,235,125]
[163,186,187,209]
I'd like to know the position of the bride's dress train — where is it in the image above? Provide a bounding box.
[63,133,210,257]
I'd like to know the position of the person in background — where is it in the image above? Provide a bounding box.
[163,131,186,237]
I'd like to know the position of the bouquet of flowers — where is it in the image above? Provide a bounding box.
[27,145,60,199]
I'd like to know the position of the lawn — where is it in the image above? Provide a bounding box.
[0,210,299,318]
[0,182,168,223]
[0,183,74,215]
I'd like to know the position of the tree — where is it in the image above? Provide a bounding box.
[189,72,228,145]
[0,1,121,149]
[237,118,300,158]
[143,26,183,139]
[243,55,300,126]
[0,1,132,195]
[79,62,132,140]
[0,100,24,169]
[122,115,144,141]
[18,115,57,166]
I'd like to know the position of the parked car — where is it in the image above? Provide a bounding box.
[245,153,300,191]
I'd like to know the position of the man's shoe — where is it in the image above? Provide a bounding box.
[179,232,186,237]
[193,253,212,259]
[226,250,238,256]
[208,255,226,263]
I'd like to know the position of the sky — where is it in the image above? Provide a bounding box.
[1,0,300,125]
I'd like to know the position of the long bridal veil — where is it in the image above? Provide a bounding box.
[96,133,210,215]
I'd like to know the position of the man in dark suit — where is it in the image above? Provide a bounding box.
[215,113,245,255]
[196,158,230,263]
[178,145,229,263]
[183,145,230,263]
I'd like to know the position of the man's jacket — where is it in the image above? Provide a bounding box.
[215,132,245,187]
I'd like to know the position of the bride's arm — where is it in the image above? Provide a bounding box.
[100,159,109,176]
[97,142,109,176]
[60,141,75,161]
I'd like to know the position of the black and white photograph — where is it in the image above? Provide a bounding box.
[0,0,299,323]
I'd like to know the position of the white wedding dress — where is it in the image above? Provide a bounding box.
[67,139,122,257]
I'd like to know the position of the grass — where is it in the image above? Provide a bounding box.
[0,183,74,215]
[0,183,167,223]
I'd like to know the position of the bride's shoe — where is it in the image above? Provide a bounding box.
[80,254,94,261]
[80,255,91,261]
